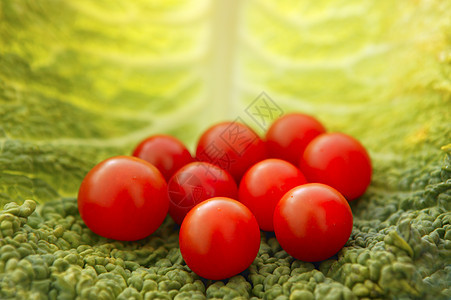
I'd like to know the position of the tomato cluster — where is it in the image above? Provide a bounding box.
[77,112,372,280]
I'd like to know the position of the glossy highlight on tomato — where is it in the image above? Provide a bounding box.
[77,156,169,241]
[132,134,194,181]
[196,122,267,182]
[239,159,307,231]
[300,132,372,201]
[266,113,326,165]
[179,197,261,280]
[168,162,238,225]
[273,183,353,262]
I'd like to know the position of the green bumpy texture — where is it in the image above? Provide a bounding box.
[0,0,450,299]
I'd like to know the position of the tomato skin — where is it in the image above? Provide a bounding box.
[179,197,261,280]
[196,122,267,182]
[77,156,169,241]
[132,135,194,181]
[239,159,307,231]
[168,162,238,225]
[273,183,353,262]
[266,113,326,165]
[300,132,372,201]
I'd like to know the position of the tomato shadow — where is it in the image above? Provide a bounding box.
[259,229,340,273]
[196,268,252,288]
[262,230,276,239]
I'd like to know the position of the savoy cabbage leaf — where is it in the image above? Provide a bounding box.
[0,0,450,299]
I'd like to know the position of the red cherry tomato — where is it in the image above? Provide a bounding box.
[132,134,194,181]
[167,162,238,225]
[239,159,307,231]
[77,156,169,241]
[179,197,260,280]
[273,183,353,262]
[300,132,372,201]
[196,122,267,182]
[266,113,326,165]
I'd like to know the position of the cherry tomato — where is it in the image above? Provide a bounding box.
[168,162,238,225]
[196,122,267,182]
[299,132,372,201]
[132,134,194,181]
[179,197,260,280]
[77,156,169,241]
[266,113,326,165]
[273,183,353,262]
[239,159,307,231]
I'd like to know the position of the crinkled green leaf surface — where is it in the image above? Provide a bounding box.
[0,0,450,299]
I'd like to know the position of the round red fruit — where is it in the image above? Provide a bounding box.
[196,122,267,182]
[239,159,307,231]
[273,183,353,262]
[168,162,238,225]
[77,156,169,241]
[266,113,326,165]
[300,132,372,201]
[132,135,194,181]
[179,197,261,280]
